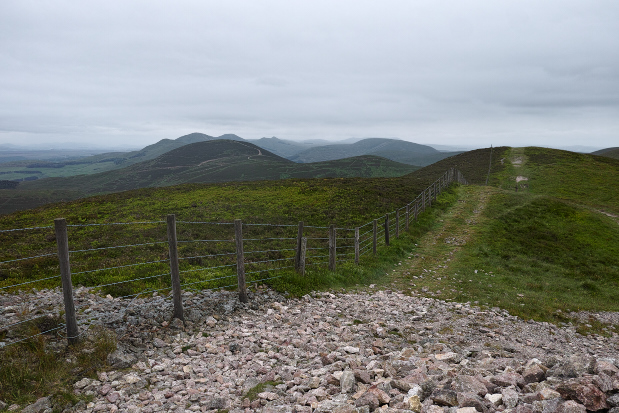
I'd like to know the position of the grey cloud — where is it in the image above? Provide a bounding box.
[0,0,618,148]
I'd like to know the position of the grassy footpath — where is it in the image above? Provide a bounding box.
[389,149,619,333]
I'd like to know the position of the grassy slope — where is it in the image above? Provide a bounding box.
[1,141,417,216]
[0,145,480,296]
[395,147,619,323]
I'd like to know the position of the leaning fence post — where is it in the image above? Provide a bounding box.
[354,227,360,265]
[166,214,184,321]
[328,225,336,271]
[395,210,400,238]
[54,218,79,345]
[234,219,248,303]
[295,221,304,272]
[384,215,390,246]
[372,220,377,255]
[299,237,307,276]
[405,205,410,232]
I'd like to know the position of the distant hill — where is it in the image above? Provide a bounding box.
[289,138,461,166]
[0,133,239,180]
[592,147,619,160]
[247,137,313,158]
[4,140,417,214]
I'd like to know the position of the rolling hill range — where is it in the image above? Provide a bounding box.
[0,133,243,180]
[0,134,459,181]
[0,140,418,215]
[592,147,619,160]
[289,138,461,165]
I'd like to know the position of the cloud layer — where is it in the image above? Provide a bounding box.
[1,0,618,148]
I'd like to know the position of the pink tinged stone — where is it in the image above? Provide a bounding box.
[556,379,608,411]
[355,391,380,410]
[367,385,391,405]
[99,385,112,396]
[106,392,120,403]
[557,400,587,413]
[523,364,546,384]
[452,375,489,397]
[594,360,619,377]
[491,372,525,389]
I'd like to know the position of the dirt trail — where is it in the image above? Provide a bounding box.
[509,147,530,189]
[385,185,494,297]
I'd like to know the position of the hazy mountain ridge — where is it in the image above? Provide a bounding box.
[2,140,418,214]
[289,138,461,166]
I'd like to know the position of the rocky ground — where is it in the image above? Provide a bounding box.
[3,285,619,413]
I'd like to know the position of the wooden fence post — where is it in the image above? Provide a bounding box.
[354,227,360,265]
[428,187,432,208]
[295,221,304,272]
[395,210,400,238]
[373,219,377,255]
[384,215,390,246]
[405,205,410,232]
[54,218,79,345]
[166,214,184,321]
[234,219,248,303]
[434,182,438,201]
[422,189,426,212]
[328,225,336,271]
[299,237,307,276]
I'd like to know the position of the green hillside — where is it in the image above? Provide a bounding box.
[0,133,237,180]
[397,146,619,322]
[289,138,461,165]
[1,140,418,215]
[592,147,619,160]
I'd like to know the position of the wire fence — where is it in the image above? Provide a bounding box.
[0,168,467,348]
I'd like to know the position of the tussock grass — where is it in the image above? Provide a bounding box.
[0,324,116,408]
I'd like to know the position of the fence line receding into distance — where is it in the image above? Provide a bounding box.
[0,168,467,347]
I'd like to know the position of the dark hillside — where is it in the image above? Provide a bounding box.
[592,147,619,160]
[289,138,461,165]
[3,142,417,214]
[401,147,510,185]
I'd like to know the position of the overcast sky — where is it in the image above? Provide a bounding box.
[1,1,618,150]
